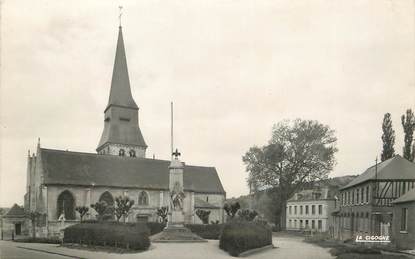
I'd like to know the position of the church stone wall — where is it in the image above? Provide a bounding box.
[43,186,224,230]
[194,193,226,223]
[26,148,47,215]
[195,193,225,208]
[47,186,171,222]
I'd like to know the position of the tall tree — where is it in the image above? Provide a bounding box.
[381,113,395,161]
[243,119,337,229]
[401,109,415,161]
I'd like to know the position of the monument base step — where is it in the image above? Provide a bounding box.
[151,225,207,243]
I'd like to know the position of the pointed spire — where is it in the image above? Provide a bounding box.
[106,26,138,111]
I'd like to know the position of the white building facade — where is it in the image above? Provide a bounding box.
[286,188,335,232]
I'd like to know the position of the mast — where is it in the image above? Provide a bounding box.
[171,102,174,158]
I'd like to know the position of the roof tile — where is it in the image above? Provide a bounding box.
[41,148,225,194]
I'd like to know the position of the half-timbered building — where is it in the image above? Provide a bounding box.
[332,155,415,240]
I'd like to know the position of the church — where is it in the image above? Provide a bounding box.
[22,25,226,237]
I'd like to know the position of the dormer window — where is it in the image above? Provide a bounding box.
[129,150,136,157]
[119,149,125,156]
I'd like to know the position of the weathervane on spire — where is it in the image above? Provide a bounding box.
[118,6,123,27]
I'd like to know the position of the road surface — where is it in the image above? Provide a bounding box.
[0,233,333,259]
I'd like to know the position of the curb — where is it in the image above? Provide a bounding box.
[238,244,275,257]
[17,246,85,259]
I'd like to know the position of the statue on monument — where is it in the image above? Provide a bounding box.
[170,181,185,211]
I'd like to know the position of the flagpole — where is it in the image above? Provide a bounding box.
[171,102,173,158]
[375,157,378,198]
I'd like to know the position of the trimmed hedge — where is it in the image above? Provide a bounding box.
[63,222,150,251]
[185,224,224,240]
[144,222,223,239]
[147,222,166,235]
[219,220,272,256]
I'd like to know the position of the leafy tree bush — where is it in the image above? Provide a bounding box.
[237,209,258,221]
[185,224,224,240]
[243,119,337,229]
[156,206,168,223]
[114,196,134,223]
[219,220,272,256]
[224,202,240,218]
[75,206,89,222]
[91,201,110,221]
[63,222,150,250]
[195,209,211,224]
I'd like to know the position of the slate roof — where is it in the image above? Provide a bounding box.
[288,187,336,202]
[392,188,415,204]
[40,148,225,194]
[194,198,221,209]
[3,204,25,218]
[97,26,147,150]
[340,155,415,190]
[106,26,138,110]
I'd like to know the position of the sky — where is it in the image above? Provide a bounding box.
[1,0,414,207]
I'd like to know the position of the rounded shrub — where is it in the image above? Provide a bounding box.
[219,220,272,256]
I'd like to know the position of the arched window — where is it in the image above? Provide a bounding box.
[57,190,75,220]
[99,191,114,207]
[119,149,125,156]
[129,150,136,157]
[138,191,149,206]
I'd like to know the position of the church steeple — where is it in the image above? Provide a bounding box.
[97,25,147,157]
[105,26,138,111]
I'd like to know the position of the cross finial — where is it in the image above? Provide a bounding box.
[172,148,181,159]
[118,6,123,27]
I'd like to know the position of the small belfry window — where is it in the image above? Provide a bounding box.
[119,149,125,156]
[129,150,136,157]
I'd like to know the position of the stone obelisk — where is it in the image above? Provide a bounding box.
[168,149,186,227]
[151,149,206,242]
